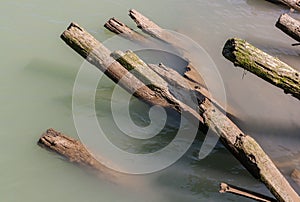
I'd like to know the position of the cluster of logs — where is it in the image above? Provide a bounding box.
[38,4,300,202]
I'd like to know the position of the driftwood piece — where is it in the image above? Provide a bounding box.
[219,182,277,202]
[104,17,237,117]
[110,50,204,124]
[276,14,300,43]
[146,62,300,202]
[279,0,300,11]
[104,18,148,43]
[128,9,205,86]
[223,38,300,100]
[38,128,116,177]
[61,22,184,113]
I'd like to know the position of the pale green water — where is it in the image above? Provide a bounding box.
[0,0,300,201]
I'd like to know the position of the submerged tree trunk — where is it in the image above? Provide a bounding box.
[222,38,300,100]
[276,13,300,43]
[38,128,116,177]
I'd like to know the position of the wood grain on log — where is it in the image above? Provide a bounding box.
[223,38,300,100]
[276,13,300,43]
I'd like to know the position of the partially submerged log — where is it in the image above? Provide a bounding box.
[219,182,277,202]
[276,14,300,43]
[128,9,206,86]
[38,128,116,177]
[104,18,148,43]
[145,61,300,202]
[279,0,300,12]
[223,38,300,100]
[61,22,181,111]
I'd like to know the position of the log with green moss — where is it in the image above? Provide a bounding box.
[276,13,300,44]
[222,38,300,100]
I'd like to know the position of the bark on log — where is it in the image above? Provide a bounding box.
[219,182,277,202]
[276,14,300,43]
[146,62,300,202]
[223,38,300,100]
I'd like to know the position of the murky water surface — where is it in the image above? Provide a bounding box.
[0,0,299,201]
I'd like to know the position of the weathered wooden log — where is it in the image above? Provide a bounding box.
[276,14,300,43]
[223,38,300,100]
[111,50,204,111]
[61,22,182,111]
[104,18,148,43]
[38,128,116,177]
[145,61,300,202]
[219,182,277,202]
[61,23,206,127]
[128,9,205,86]
[104,17,238,117]
[279,0,300,11]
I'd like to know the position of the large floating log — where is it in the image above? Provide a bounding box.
[276,13,300,43]
[223,38,300,100]
[144,60,300,202]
